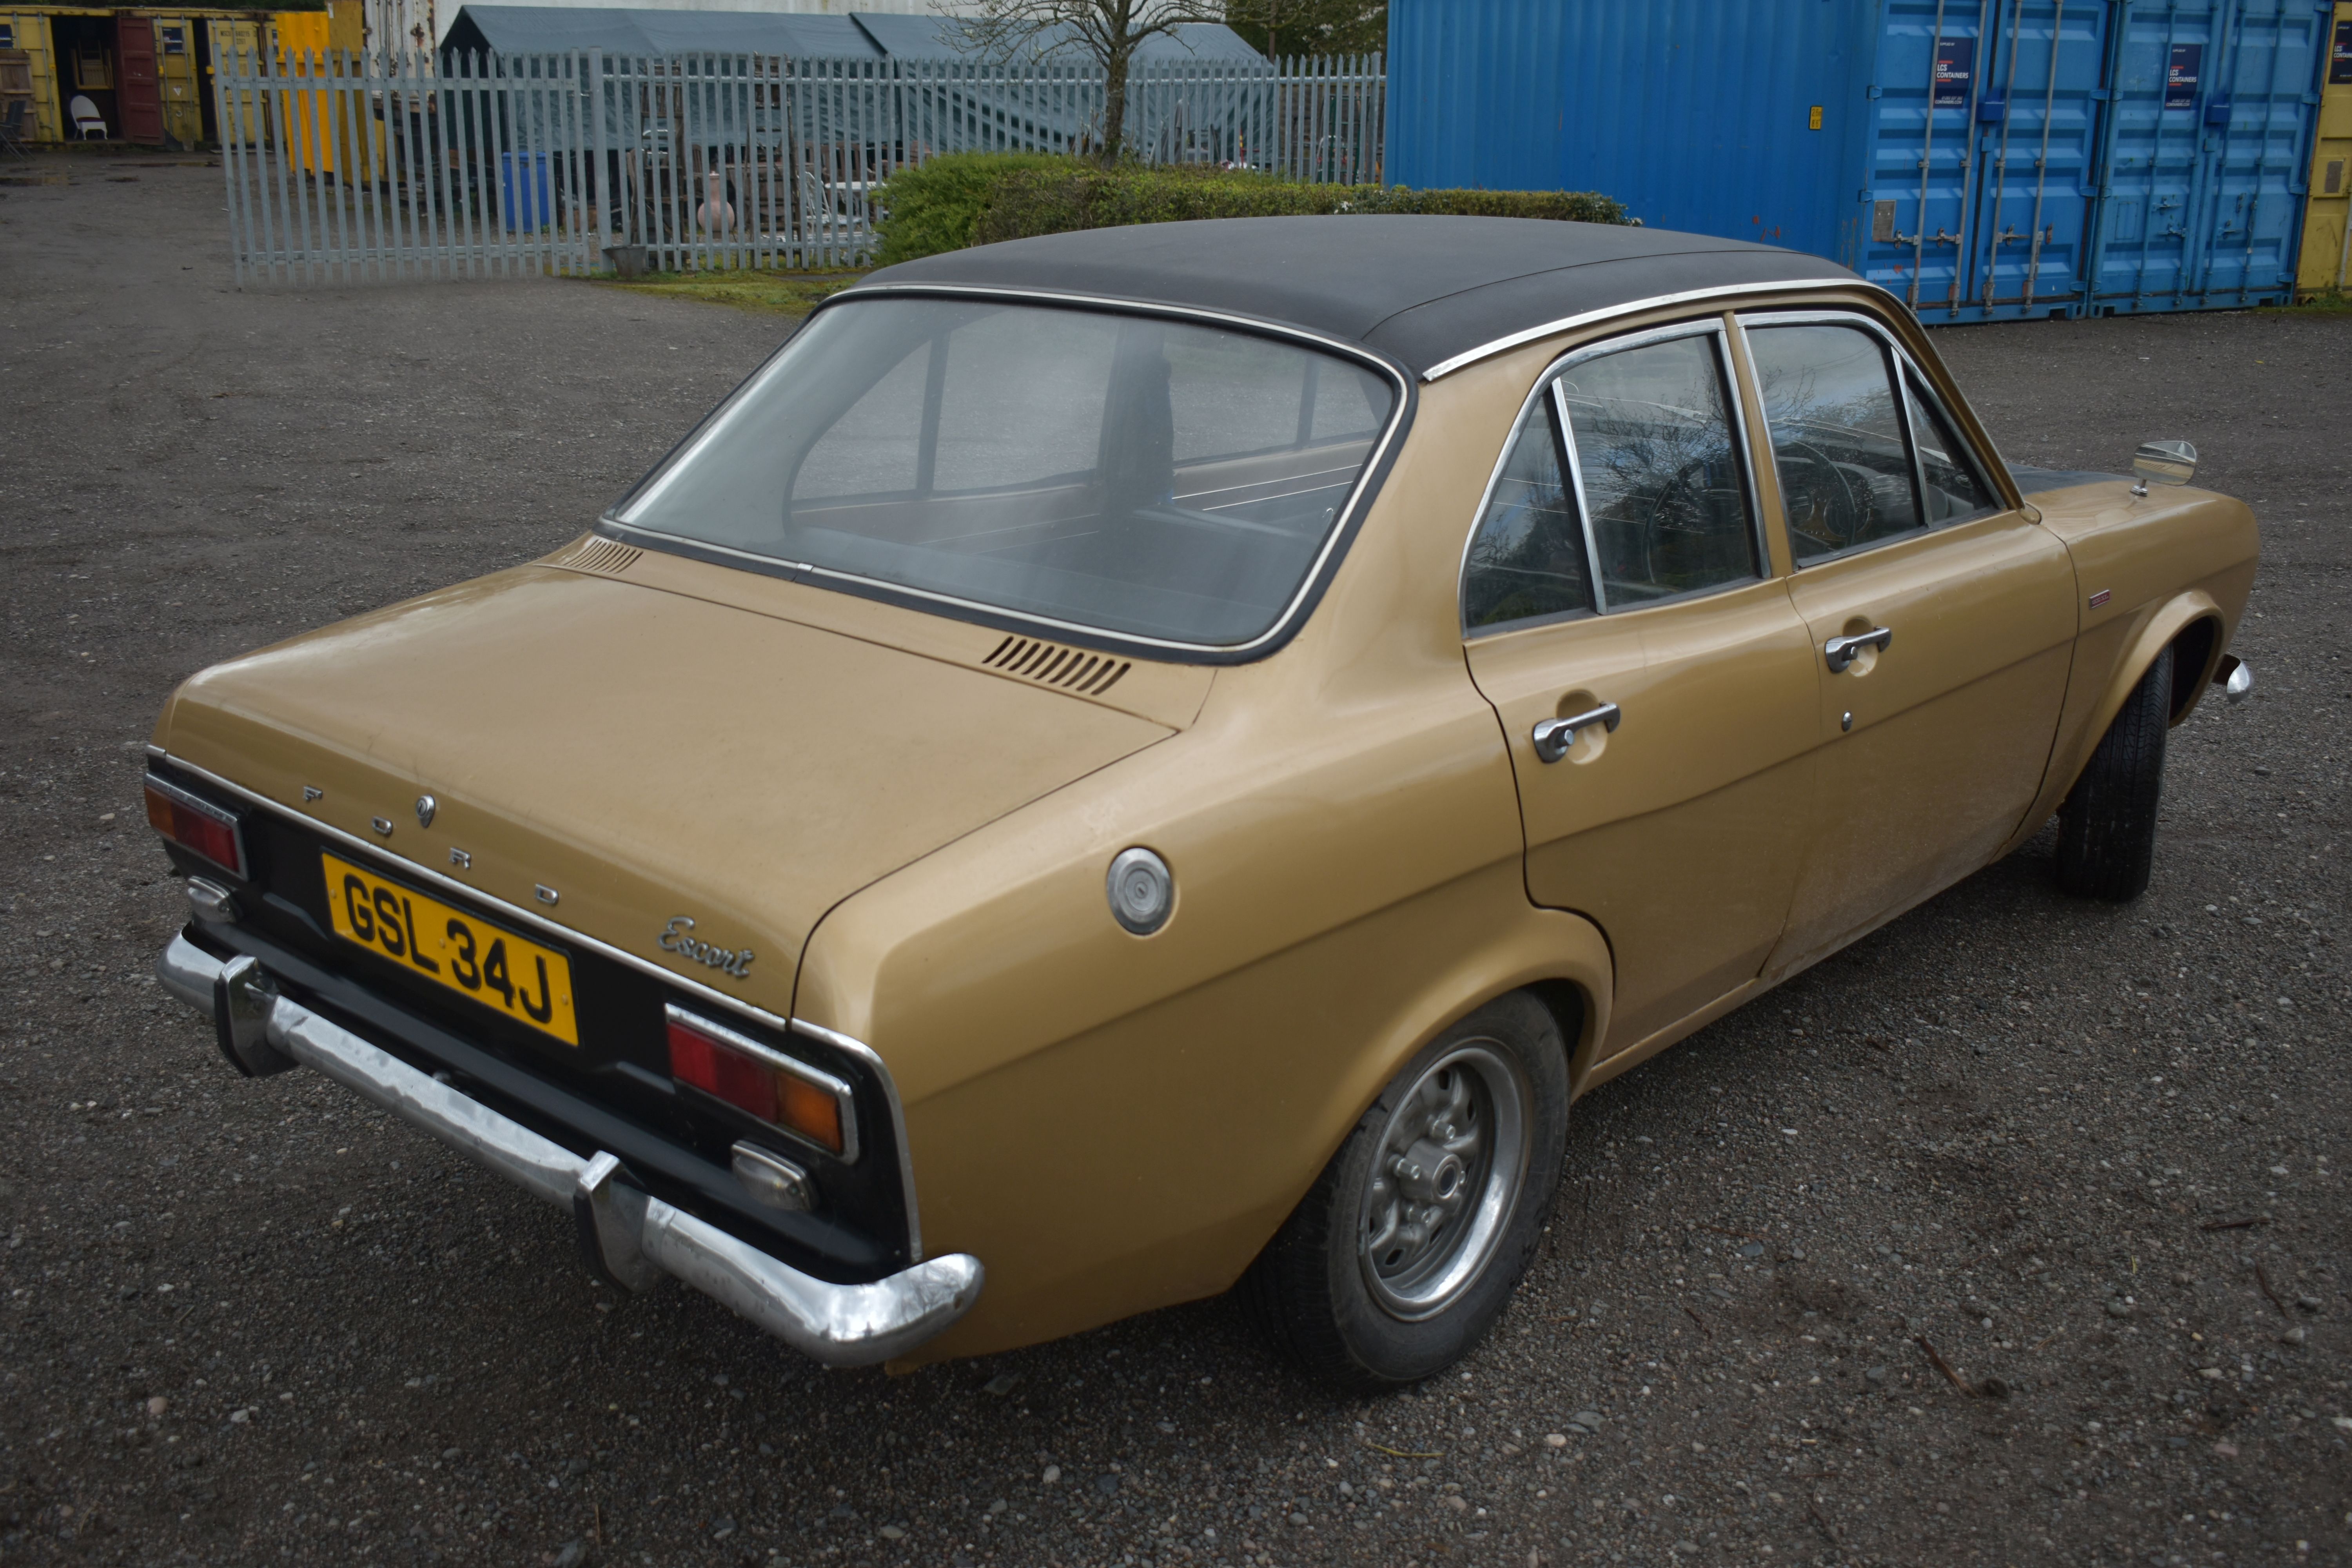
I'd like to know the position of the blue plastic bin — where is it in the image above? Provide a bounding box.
[500,151,552,232]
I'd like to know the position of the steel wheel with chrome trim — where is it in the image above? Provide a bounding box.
[1244,991,1570,1387]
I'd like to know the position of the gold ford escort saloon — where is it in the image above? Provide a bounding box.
[144,218,2258,1386]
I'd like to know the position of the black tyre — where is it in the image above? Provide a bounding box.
[1242,991,1570,1388]
[2056,644,2173,902]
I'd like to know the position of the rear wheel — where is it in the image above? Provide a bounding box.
[2057,644,2173,902]
[1242,992,1570,1388]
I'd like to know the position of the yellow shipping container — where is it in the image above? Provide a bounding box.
[151,16,203,145]
[0,11,62,143]
[268,2,365,176]
[0,5,328,147]
[209,12,262,144]
[2300,1,2352,296]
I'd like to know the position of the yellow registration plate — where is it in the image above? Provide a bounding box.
[322,852,579,1046]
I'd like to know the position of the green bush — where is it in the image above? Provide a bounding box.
[869,152,1075,267]
[977,164,1628,244]
[872,156,1628,263]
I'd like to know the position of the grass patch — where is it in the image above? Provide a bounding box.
[594,269,867,318]
[2267,292,2352,314]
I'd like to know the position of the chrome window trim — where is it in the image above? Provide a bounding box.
[665,1002,860,1165]
[145,744,928,1262]
[1420,278,1875,383]
[1547,379,1608,614]
[1459,318,1770,637]
[604,283,1415,663]
[1736,308,2007,566]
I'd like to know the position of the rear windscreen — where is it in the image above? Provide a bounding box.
[614,297,1398,647]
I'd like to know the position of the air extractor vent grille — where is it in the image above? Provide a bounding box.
[550,537,643,575]
[983,635,1132,697]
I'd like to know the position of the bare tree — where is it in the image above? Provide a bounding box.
[939,0,1228,162]
[1222,0,1385,60]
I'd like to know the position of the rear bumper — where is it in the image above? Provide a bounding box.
[157,932,982,1366]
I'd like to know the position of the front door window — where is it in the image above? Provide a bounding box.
[1903,371,1997,523]
[1744,323,1922,563]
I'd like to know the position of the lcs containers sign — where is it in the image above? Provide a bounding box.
[2165,42,2206,109]
[1388,0,2331,323]
[1933,36,1975,107]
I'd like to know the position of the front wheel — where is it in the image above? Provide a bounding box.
[1242,991,1570,1388]
[2056,644,2173,902]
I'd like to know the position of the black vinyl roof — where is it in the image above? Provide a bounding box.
[855,216,1861,376]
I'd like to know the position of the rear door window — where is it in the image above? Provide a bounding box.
[1461,393,1592,632]
[1559,333,1759,608]
[1461,324,1760,632]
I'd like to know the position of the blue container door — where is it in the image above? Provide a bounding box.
[1860,0,2113,323]
[1957,0,2118,318]
[1860,0,2002,315]
[2087,0,2323,313]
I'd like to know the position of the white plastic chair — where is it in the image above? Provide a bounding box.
[68,94,106,140]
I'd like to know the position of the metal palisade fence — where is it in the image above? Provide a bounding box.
[216,49,1386,285]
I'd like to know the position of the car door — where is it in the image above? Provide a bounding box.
[1735,311,2077,971]
[1461,317,1821,1058]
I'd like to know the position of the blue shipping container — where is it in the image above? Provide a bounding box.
[2085,0,2329,312]
[1388,0,2328,323]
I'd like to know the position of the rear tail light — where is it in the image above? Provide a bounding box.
[144,773,247,878]
[664,1004,854,1160]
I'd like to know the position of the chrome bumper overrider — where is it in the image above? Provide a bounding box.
[156,933,981,1365]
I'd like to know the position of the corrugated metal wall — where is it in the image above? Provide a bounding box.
[1388,0,1877,259]
[1391,0,2326,321]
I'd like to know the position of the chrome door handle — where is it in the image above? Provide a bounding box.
[1531,702,1621,763]
[1824,626,1893,673]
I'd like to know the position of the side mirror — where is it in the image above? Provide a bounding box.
[2130,439,2198,494]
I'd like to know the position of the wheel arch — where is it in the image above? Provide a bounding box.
[1348,912,1613,1138]
[2163,613,2223,722]
[2081,592,2227,765]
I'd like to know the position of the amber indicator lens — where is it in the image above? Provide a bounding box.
[665,1014,848,1156]
[778,1075,844,1155]
[144,775,246,877]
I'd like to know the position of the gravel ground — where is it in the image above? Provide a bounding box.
[2,155,2346,1568]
